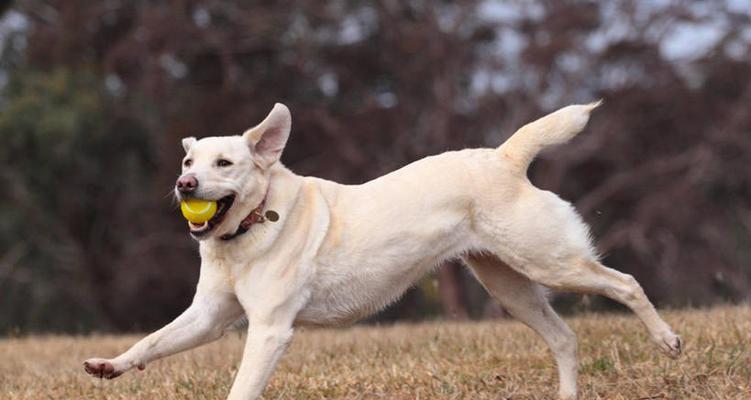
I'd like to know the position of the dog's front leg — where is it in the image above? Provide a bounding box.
[226,277,304,400]
[84,272,243,379]
[226,322,295,400]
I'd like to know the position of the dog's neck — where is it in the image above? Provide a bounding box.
[216,164,293,242]
[218,197,269,241]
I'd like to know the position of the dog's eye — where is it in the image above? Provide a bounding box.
[216,159,233,167]
[183,159,193,167]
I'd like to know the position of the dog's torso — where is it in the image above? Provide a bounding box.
[199,148,524,326]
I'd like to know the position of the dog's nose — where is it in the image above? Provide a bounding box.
[176,175,198,193]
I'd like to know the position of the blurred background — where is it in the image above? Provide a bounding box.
[1,0,750,334]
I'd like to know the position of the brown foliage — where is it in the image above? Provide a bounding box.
[2,1,750,331]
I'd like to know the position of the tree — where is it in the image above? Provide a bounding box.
[2,0,750,332]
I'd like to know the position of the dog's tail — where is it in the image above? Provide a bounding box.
[498,100,601,173]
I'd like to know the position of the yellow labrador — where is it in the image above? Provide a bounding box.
[84,102,682,399]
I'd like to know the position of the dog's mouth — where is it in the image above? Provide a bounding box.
[188,195,235,237]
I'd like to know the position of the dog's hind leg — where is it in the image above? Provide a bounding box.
[464,254,578,400]
[475,187,682,359]
[523,257,682,359]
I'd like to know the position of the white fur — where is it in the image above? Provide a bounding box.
[84,102,682,400]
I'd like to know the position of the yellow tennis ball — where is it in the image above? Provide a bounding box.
[180,199,217,224]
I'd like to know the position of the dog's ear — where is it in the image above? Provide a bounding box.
[182,137,196,153]
[242,103,291,168]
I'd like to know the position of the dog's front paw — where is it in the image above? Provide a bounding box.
[83,358,124,379]
[656,332,683,359]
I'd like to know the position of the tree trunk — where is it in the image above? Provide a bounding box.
[438,261,469,320]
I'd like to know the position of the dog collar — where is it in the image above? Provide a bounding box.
[219,198,279,241]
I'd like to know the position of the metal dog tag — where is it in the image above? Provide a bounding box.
[265,210,279,222]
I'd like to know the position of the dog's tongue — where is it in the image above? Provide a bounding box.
[189,221,209,231]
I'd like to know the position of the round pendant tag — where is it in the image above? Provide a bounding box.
[265,210,279,222]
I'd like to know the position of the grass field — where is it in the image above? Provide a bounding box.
[1,306,749,399]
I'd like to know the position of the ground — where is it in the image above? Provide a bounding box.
[1,306,749,399]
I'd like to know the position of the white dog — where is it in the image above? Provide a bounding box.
[84,102,682,399]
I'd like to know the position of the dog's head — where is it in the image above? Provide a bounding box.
[175,103,291,240]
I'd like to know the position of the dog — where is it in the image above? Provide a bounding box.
[84,102,682,399]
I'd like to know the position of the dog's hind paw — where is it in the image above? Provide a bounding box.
[657,333,683,359]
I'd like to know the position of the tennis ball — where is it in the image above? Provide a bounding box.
[180,199,217,224]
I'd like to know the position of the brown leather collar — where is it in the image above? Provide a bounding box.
[219,197,278,241]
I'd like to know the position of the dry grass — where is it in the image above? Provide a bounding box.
[1,306,749,399]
